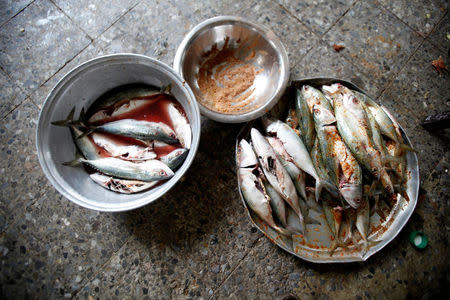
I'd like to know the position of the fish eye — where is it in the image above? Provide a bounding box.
[160,170,166,176]
[352,97,359,104]
[313,108,320,115]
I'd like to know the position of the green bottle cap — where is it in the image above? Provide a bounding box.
[409,231,428,249]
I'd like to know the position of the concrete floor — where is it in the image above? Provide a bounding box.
[0,0,449,298]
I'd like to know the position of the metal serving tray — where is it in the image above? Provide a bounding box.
[235,78,419,263]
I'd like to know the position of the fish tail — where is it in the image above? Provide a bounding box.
[305,215,321,225]
[360,239,382,256]
[399,143,417,153]
[76,126,96,139]
[160,84,172,94]
[51,107,78,127]
[79,107,87,122]
[328,237,348,256]
[315,180,338,201]
[383,154,403,166]
[273,225,295,236]
[62,154,84,167]
[285,225,303,235]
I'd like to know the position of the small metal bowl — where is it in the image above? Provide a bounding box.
[174,16,289,123]
[36,54,201,212]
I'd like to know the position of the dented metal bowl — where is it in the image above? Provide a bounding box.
[37,54,201,212]
[174,16,289,123]
[236,78,419,263]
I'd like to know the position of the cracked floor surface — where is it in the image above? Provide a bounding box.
[0,0,449,299]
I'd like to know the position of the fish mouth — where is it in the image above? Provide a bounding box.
[340,184,362,209]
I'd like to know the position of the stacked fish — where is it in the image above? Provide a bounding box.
[238,83,413,251]
[53,86,192,194]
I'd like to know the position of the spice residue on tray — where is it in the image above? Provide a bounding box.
[197,37,263,114]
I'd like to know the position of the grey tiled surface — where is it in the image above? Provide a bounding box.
[322,0,424,97]
[0,69,26,119]
[377,0,448,36]
[1,0,449,298]
[277,0,356,36]
[0,0,32,26]
[0,0,90,93]
[428,12,450,53]
[52,0,140,39]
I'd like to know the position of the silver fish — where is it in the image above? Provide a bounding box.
[89,98,159,123]
[342,208,355,244]
[264,180,288,228]
[239,167,291,235]
[296,86,317,151]
[311,99,363,209]
[65,157,174,182]
[353,91,400,144]
[89,119,178,144]
[310,138,339,198]
[90,86,160,115]
[159,148,188,170]
[323,83,393,195]
[70,126,102,160]
[167,103,192,149]
[250,128,304,231]
[322,196,344,253]
[237,139,258,168]
[90,172,159,194]
[356,198,370,241]
[266,136,307,200]
[52,108,101,160]
[263,118,332,202]
[91,132,157,161]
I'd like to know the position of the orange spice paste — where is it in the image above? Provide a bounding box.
[197,37,263,114]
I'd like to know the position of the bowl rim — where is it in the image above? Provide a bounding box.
[173,16,290,123]
[36,53,201,212]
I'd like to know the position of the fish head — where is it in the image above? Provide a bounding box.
[341,91,367,119]
[340,183,362,209]
[322,83,343,95]
[312,104,336,126]
[237,139,258,168]
[301,85,322,112]
[149,160,175,178]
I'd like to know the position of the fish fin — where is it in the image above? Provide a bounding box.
[51,107,77,126]
[161,84,172,94]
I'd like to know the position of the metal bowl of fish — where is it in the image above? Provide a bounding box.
[236,78,419,263]
[37,54,200,212]
[173,16,289,123]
